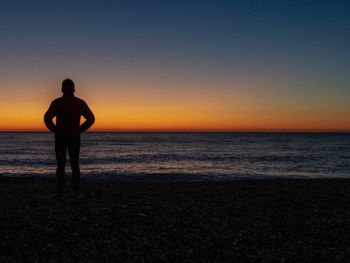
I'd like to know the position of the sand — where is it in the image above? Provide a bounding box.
[0,178,349,262]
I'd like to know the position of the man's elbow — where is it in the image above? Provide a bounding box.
[84,115,95,130]
[89,115,95,126]
[44,113,50,126]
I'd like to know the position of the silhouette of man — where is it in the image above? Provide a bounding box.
[44,79,95,196]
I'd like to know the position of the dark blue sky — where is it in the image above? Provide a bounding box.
[2,0,349,67]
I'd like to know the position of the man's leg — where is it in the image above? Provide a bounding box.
[68,136,81,194]
[55,136,67,195]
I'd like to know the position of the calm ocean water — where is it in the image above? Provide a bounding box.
[0,132,349,181]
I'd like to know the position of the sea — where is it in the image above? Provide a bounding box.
[0,132,349,181]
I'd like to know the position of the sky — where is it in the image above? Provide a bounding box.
[0,0,349,131]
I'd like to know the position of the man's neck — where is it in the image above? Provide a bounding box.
[63,93,74,98]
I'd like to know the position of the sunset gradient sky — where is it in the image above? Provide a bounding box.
[0,1,349,131]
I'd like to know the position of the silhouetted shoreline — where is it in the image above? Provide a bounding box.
[0,178,349,261]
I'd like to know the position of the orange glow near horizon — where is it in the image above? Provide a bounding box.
[1,101,349,132]
[0,78,349,132]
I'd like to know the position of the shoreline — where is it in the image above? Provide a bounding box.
[0,175,349,184]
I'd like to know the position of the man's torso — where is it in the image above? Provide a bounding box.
[52,96,85,137]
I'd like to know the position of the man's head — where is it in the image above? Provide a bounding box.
[61,79,75,94]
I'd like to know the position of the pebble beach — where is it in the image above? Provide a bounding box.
[0,178,349,262]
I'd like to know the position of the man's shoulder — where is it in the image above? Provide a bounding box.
[52,97,63,104]
[73,96,86,103]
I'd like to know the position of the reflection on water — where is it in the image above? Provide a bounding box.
[0,132,349,180]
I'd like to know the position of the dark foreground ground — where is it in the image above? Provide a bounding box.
[0,178,350,262]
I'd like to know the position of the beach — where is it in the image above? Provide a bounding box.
[0,178,349,262]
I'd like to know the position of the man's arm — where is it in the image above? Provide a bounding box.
[44,102,57,132]
[80,101,95,133]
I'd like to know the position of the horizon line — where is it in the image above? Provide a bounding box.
[0,129,349,133]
